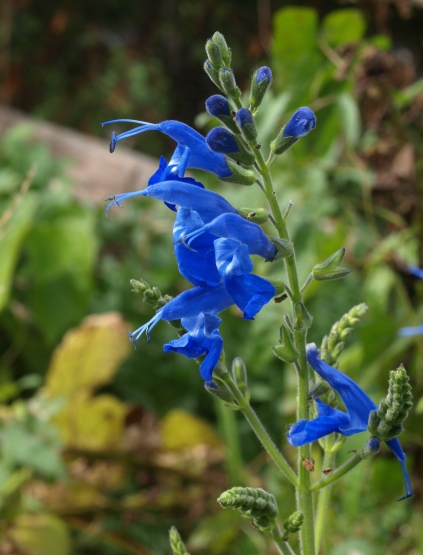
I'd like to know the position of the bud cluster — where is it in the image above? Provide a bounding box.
[130,278,172,310]
[282,511,304,540]
[368,365,413,441]
[169,526,190,555]
[218,487,278,532]
[320,303,368,367]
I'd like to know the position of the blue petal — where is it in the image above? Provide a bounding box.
[214,238,253,278]
[164,313,224,383]
[183,213,277,261]
[160,283,234,321]
[386,438,414,500]
[224,273,275,320]
[206,95,231,118]
[408,265,423,280]
[398,325,423,337]
[287,416,341,446]
[102,119,231,177]
[283,107,316,139]
[256,66,272,84]
[206,127,239,154]
[306,343,376,432]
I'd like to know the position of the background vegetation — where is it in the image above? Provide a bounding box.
[1,1,423,554]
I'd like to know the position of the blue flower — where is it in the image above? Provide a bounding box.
[408,265,423,280]
[283,107,316,139]
[164,313,224,386]
[102,119,231,178]
[287,343,413,501]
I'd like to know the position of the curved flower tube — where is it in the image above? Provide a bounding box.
[287,343,413,501]
[102,119,231,178]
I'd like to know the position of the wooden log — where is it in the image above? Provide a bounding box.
[0,105,159,202]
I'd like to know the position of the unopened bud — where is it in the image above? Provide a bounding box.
[219,67,241,101]
[204,60,223,90]
[205,95,240,135]
[232,357,249,401]
[235,108,258,141]
[206,127,255,166]
[312,247,351,281]
[169,526,190,555]
[359,436,380,460]
[218,487,278,532]
[250,67,273,114]
[283,511,304,539]
[272,325,299,363]
[212,32,231,67]
[271,107,316,155]
[130,278,149,295]
[205,39,223,70]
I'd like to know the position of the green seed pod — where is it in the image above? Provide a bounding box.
[220,159,257,185]
[312,247,352,281]
[237,207,269,224]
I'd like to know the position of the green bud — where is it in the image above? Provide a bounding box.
[205,39,223,70]
[308,380,331,401]
[235,108,258,141]
[204,61,223,91]
[205,381,235,404]
[295,302,313,332]
[237,207,269,224]
[272,326,299,363]
[370,365,413,441]
[220,159,256,185]
[212,32,232,66]
[218,487,278,532]
[320,303,368,367]
[270,132,298,155]
[283,511,304,538]
[169,526,190,555]
[130,278,149,295]
[214,113,241,135]
[219,67,241,101]
[232,357,249,401]
[270,237,294,260]
[249,67,273,114]
[312,247,352,281]
[225,134,256,166]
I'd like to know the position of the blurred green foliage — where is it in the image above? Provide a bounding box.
[1,4,423,555]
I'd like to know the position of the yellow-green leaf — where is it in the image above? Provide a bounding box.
[9,513,70,555]
[161,409,221,451]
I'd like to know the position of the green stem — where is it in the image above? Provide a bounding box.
[314,450,336,554]
[309,453,363,493]
[252,145,315,555]
[272,525,298,555]
[220,371,297,487]
[214,398,244,485]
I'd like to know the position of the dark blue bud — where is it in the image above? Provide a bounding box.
[235,108,257,141]
[256,66,272,84]
[206,127,255,166]
[206,127,239,155]
[235,108,253,127]
[283,107,316,139]
[206,95,231,118]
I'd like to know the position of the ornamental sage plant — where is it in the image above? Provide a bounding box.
[102,31,413,555]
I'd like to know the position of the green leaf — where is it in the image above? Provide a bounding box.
[272,7,318,66]
[9,513,70,555]
[322,9,366,47]
[0,195,37,312]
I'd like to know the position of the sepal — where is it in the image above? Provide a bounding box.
[232,357,249,402]
[204,61,223,90]
[359,437,380,460]
[237,207,269,224]
[270,134,298,155]
[250,67,273,115]
[270,237,294,260]
[219,67,241,101]
[205,380,235,404]
[308,380,331,401]
[295,302,313,332]
[220,159,257,185]
[212,32,232,67]
[312,247,351,281]
[205,39,223,70]
[272,325,299,363]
